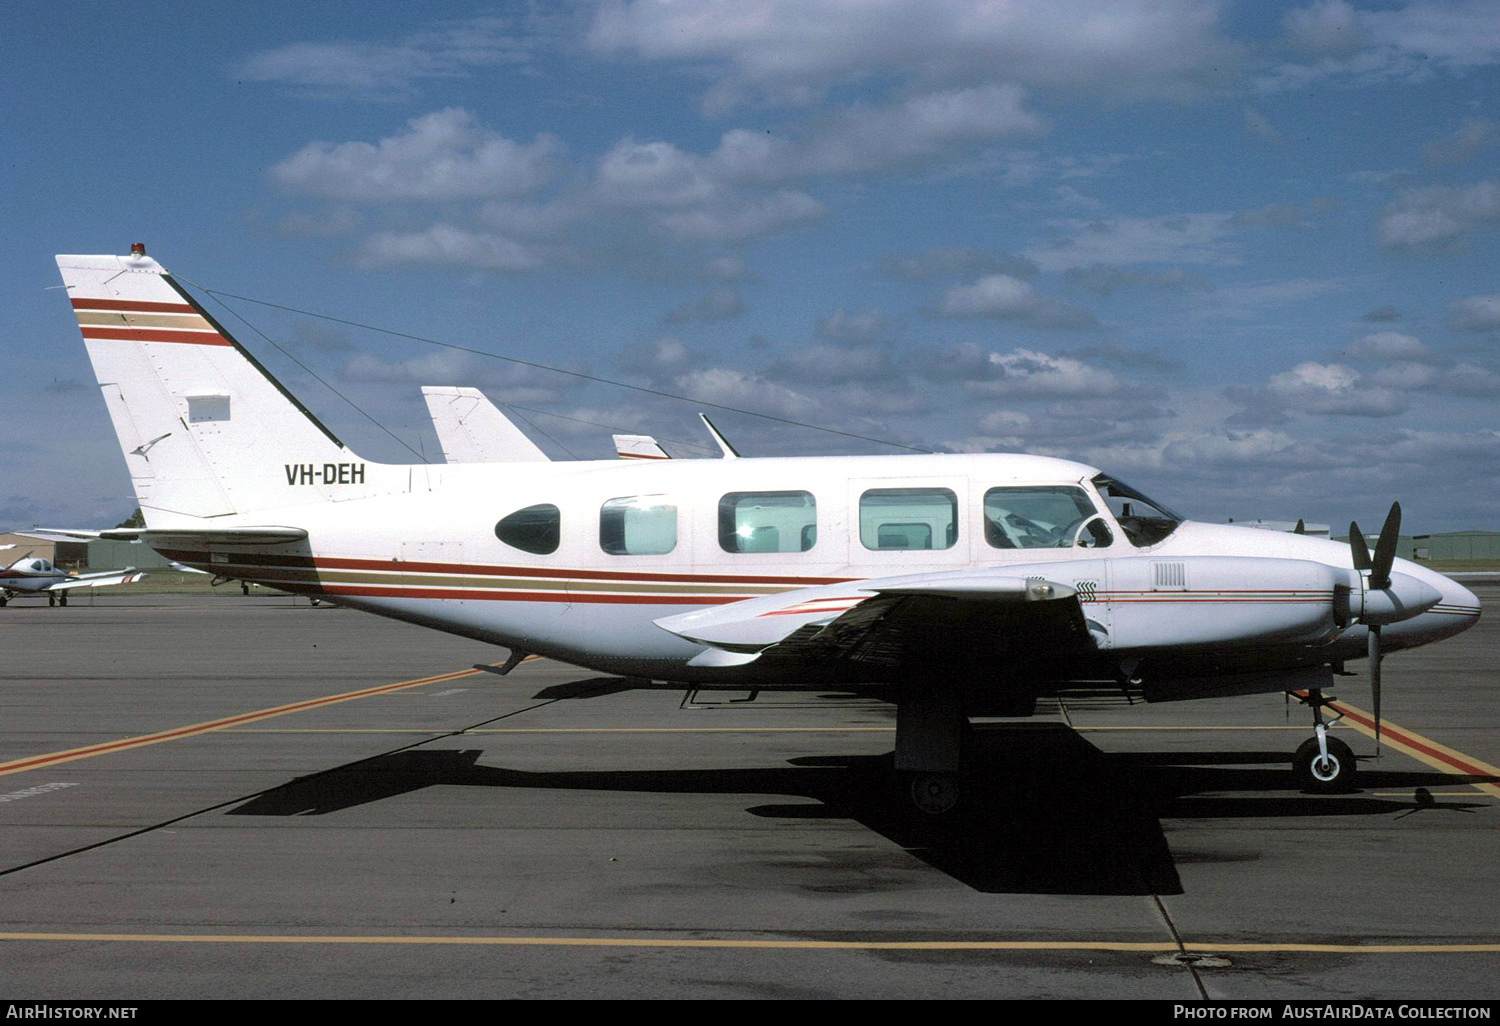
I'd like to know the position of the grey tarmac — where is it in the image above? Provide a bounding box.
[0,587,1495,1000]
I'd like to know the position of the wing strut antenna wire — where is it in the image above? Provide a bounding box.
[183,280,935,455]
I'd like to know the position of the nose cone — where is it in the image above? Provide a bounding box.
[1433,575,1483,629]
[1381,559,1481,646]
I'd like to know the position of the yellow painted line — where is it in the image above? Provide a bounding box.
[0,666,495,777]
[0,932,1497,954]
[224,726,895,735]
[1073,726,1308,731]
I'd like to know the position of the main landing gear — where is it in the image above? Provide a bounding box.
[895,685,968,815]
[1290,688,1356,793]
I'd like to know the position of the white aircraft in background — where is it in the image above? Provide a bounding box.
[0,550,145,607]
[55,247,1481,812]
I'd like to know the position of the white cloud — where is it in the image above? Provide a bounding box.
[1026,214,1241,271]
[936,275,1097,328]
[966,349,1121,399]
[354,224,560,273]
[881,247,1038,281]
[235,16,543,100]
[273,109,563,201]
[1283,1,1365,54]
[816,308,891,345]
[1447,294,1500,331]
[1261,0,1500,92]
[1424,118,1498,165]
[1341,331,1432,360]
[707,85,1043,182]
[587,0,1236,110]
[1263,361,1407,416]
[1377,180,1500,252]
[938,275,1039,318]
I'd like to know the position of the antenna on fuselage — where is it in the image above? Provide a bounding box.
[699,414,740,459]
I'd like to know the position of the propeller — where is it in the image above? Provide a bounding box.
[1347,502,1402,751]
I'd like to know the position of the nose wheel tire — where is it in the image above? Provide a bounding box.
[1293,736,1356,793]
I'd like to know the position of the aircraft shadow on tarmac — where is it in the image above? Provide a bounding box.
[227,681,1493,896]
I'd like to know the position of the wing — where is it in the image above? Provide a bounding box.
[33,527,307,546]
[47,569,148,591]
[656,568,1094,675]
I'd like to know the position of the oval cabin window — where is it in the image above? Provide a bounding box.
[495,503,560,555]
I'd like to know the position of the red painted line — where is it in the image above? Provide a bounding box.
[0,668,479,777]
[1291,690,1499,781]
[1329,703,1494,778]
[70,298,194,313]
[79,327,231,346]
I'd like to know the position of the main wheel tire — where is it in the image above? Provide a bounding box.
[908,773,961,815]
[1293,736,1356,793]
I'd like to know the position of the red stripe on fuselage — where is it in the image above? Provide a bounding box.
[321,585,741,605]
[70,298,195,313]
[78,327,231,346]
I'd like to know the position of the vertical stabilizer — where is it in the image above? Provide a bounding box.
[421,386,550,463]
[58,251,377,521]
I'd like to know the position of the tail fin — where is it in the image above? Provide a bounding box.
[420,386,549,463]
[58,250,372,521]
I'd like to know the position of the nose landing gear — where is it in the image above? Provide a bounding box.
[1290,689,1357,793]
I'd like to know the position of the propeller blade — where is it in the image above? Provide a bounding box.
[1368,625,1383,753]
[1371,502,1401,591]
[1349,522,1372,571]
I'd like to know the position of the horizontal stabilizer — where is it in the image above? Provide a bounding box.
[614,435,671,460]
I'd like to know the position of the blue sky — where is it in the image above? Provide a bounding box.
[3,0,1498,532]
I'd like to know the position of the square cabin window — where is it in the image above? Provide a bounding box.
[860,488,958,551]
[600,496,677,555]
[719,491,817,553]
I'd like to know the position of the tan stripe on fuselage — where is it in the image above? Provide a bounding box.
[75,311,213,331]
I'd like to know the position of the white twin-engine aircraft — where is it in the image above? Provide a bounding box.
[57,248,1481,812]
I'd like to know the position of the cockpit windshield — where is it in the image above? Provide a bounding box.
[1091,474,1183,548]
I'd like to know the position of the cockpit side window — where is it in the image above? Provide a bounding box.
[1091,474,1182,548]
[983,486,1112,550]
